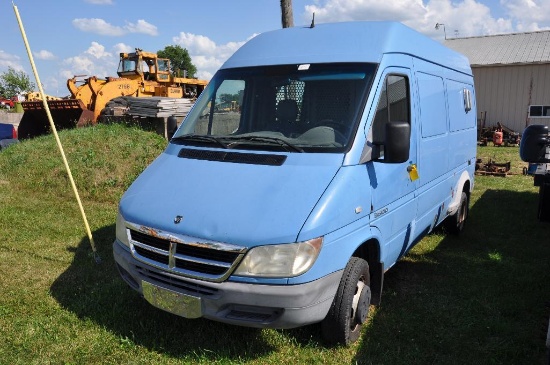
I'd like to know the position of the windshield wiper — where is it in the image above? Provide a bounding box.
[227,136,304,153]
[171,134,228,149]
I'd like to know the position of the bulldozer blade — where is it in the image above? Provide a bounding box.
[18,99,95,139]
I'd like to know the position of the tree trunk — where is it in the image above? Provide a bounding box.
[281,0,294,28]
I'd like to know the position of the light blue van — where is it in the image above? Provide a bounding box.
[113,21,476,345]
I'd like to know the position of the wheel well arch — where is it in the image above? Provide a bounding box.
[352,239,383,305]
[449,170,472,215]
[463,179,471,197]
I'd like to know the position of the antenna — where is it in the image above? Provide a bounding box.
[310,12,315,28]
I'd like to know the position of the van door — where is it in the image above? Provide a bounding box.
[367,66,418,268]
[413,68,451,233]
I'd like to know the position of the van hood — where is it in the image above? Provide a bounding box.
[120,146,343,247]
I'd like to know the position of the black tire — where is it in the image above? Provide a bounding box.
[322,257,371,346]
[445,191,469,234]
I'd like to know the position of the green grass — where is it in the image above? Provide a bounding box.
[0,126,549,364]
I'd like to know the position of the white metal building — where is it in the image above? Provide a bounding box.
[445,31,550,133]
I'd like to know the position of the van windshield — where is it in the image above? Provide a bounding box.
[173,63,376,153]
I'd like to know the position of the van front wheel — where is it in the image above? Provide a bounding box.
[322,257,371,346]
[445,191,469,234]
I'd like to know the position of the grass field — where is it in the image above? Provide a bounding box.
[0,125,548,364]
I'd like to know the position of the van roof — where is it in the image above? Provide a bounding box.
[221,21,471,75]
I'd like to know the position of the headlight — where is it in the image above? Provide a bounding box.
[233,237,323,277]
[116,211,130,248]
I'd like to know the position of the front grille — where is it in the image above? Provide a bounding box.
[134,246,169,265]
[128,228,245,282]
[135,265,218,296]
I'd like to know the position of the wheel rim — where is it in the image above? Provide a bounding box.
[458,198,467,228]
[350,277,367,331]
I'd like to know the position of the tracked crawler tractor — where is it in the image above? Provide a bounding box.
[19,49,207,139]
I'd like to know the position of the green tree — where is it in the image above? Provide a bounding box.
[219,93,240,103]
[0,67,35,97]
[157,45,197,79]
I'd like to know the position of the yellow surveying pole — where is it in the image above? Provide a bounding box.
[12,3,100,263]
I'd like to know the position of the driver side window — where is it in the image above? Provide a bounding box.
[194,79,245,135]
[371,75,410,158]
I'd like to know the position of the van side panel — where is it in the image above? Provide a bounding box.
[412,58,476,234]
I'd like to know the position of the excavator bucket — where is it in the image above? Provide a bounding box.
[18,99,95,139]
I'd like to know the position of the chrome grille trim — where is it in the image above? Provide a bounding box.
[134,265,218,296]
[126,221,247,282]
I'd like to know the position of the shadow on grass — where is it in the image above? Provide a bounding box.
[352,189,550,364]
[50,225,275,362]
[50,189,550,363]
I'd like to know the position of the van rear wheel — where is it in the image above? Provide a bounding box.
[321,257,371,346]
[445,191,468,234]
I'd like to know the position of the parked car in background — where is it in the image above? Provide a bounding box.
[0,97,15,109]
[0,123,18,150]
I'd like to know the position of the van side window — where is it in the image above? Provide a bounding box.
[417,72,446,137]
[447,80,475,132]
[371,75,410,157]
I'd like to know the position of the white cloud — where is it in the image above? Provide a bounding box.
[173,33,218,55]
[60,41,119,82]
[415,0,513,38]
[0,50,24,72]
[172,32,253,80]
[34,50,56,60]
[112,43,134,55]
[502,0,550,31]
[72,18,158,36]
[60,70,74,81]
[85,42,112,59]
[125,19,158,36]
[62,56,96,76]
[305,0,427,23]
[300,0,550,38]
[72,18,125,36]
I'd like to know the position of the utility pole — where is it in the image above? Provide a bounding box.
[281,0,294,28]
[435,23,447,40]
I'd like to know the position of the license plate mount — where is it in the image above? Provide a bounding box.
[142,281,202,318]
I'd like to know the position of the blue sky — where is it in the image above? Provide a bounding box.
[2,0,549,96]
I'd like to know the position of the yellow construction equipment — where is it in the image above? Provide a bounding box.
[19,48,207,139]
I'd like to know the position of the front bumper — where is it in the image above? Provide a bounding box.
[113,240,342,329]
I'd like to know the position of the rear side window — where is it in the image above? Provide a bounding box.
[417,72,447,137]
[447,79,476,132]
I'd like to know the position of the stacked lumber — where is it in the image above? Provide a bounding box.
[127,97,194,117]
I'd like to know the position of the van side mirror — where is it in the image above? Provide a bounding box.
[167,115,178,140]
[520,125,550,163]
[384,121,410,163]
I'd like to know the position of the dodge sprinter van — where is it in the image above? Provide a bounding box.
[114,21,476,345]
